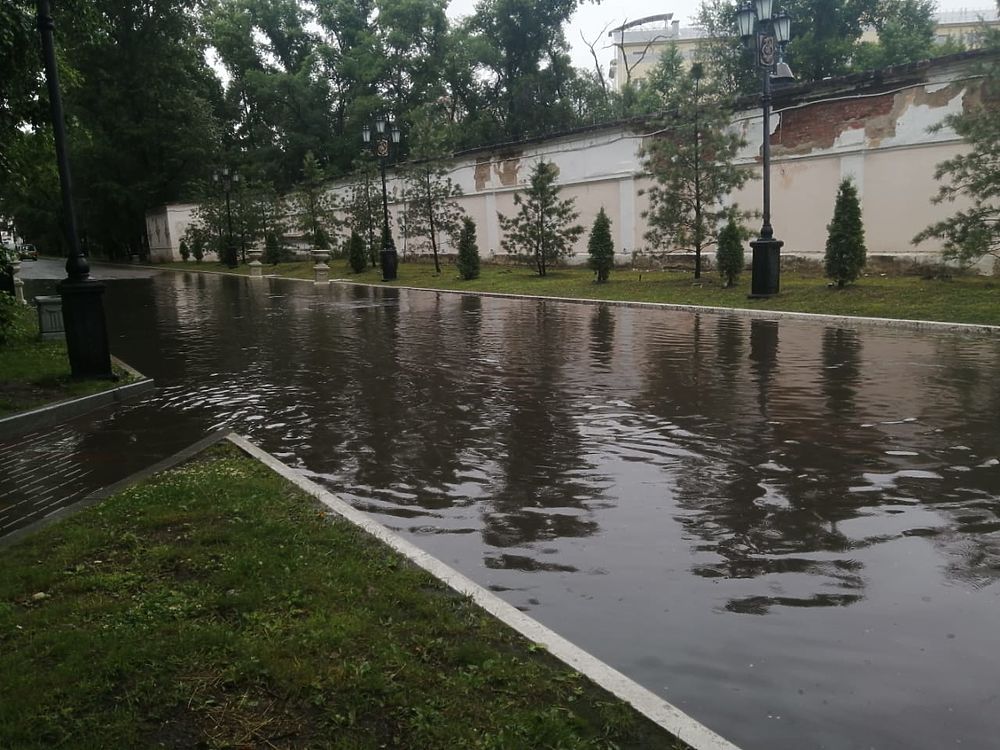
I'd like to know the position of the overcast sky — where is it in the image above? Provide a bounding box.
[444,0,996,73]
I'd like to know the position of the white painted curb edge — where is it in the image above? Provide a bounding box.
[226,432,743,750]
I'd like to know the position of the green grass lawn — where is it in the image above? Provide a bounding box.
[157,257,1000,326]
[0,443,686,749]
[0,304,130,417]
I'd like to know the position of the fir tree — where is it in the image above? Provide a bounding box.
[179,240,190,261]
[191,236,204,263]
[498,160,583,276]
[642,63,751,279]
[347,229,367,273]
[402,110,465,274]
[264,232,283,265]
[716,216,744,288]
[587,207,614,282]
[456,216,480,280]
[824,179,867,287]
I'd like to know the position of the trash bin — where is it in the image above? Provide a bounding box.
[35,295,64,340]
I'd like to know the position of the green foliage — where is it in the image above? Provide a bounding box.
[0,292,20,345]
[342,156,383,268]
[263,232,287,265]
[852,0,938,71]
[587,208,614,283]
[191,235,204,263]
[642,64,751,278]
[716,216,745,287]
[179,240,190,261]
[914,54,1000,268]
[297,152,339,251]
[696,0,941,93]
[402,109,464,274]
[347,229,367,273]
[498,160,583,277]
[825,178,867,287]
[456,216,480,280]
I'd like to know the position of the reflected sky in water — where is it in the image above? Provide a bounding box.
[14,269,1000,750]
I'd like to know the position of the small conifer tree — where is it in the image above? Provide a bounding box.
[587,207,614,282]
[264,232,281,265]
[347,229,367,273]
[191,236,204,263]
[824,179,867,287]
[456,216,480,280]
[179,240,190,262]
[716,216,744,288]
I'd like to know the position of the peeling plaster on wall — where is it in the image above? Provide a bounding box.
[474,157,491,191]
[874,86,966,148]
[772,94,895,155]
[493,153,523,187]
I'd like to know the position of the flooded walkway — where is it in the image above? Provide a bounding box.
[6,264,1000,750]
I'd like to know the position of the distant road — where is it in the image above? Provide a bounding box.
[18,257,161,281]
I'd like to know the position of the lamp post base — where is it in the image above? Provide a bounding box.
[749,236,783,298]
[58,277,114,379]
[380,248,398,282]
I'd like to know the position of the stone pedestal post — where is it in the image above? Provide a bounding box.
[312,250,330,284]
[11,259,26,304]
[247,248,263,278]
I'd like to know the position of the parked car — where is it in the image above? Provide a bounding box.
[18,244,37,261]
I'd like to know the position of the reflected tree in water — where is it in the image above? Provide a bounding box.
[480,302,599,556]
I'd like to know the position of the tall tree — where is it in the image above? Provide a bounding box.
[914,40,1000,269]
[499,160,583,276]
[342,155,383,267]
[402,111,464,273]
[465,0,582,140]
[852,0,938,70]
[642,63,751,278]
[297,152,339,251]
[2,0,221,259]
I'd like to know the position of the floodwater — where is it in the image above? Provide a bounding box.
[14,264,1000,749]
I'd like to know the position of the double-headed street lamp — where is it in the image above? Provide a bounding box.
[213,167,239,268]
[737,0,793,298]
[362,114,402,281]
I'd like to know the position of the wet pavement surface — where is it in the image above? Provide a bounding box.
[4,262,1000,750]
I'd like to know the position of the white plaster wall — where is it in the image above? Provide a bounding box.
[157,70,987,270]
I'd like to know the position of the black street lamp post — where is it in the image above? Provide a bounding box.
[214,167,239,268]
[362,114,402,281]
[737,0,793,298]
[37,0,113,379]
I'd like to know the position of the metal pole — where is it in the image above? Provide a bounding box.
[37,0,86,280]
[37,0,112,378]
[760,66,773,240]
[379,157,390,234]
[748,27,783,298]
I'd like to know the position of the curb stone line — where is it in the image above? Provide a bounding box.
[0,430,231,550]
[227,432,743,750]
[95,260,1000,335]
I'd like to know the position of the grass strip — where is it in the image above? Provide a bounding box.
[156,258,1000,326]
[0,443,689,749]
[0,304,132,417]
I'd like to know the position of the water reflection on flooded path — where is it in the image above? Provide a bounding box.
[12,270,1000,749]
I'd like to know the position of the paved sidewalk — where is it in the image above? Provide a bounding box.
[0,422,97,536]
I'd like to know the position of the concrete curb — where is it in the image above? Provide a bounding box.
[0,429,231,550]
[93,260,999,335]
[339,280,1000,337]
[0,357,155,440]
[227,432,743,750]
